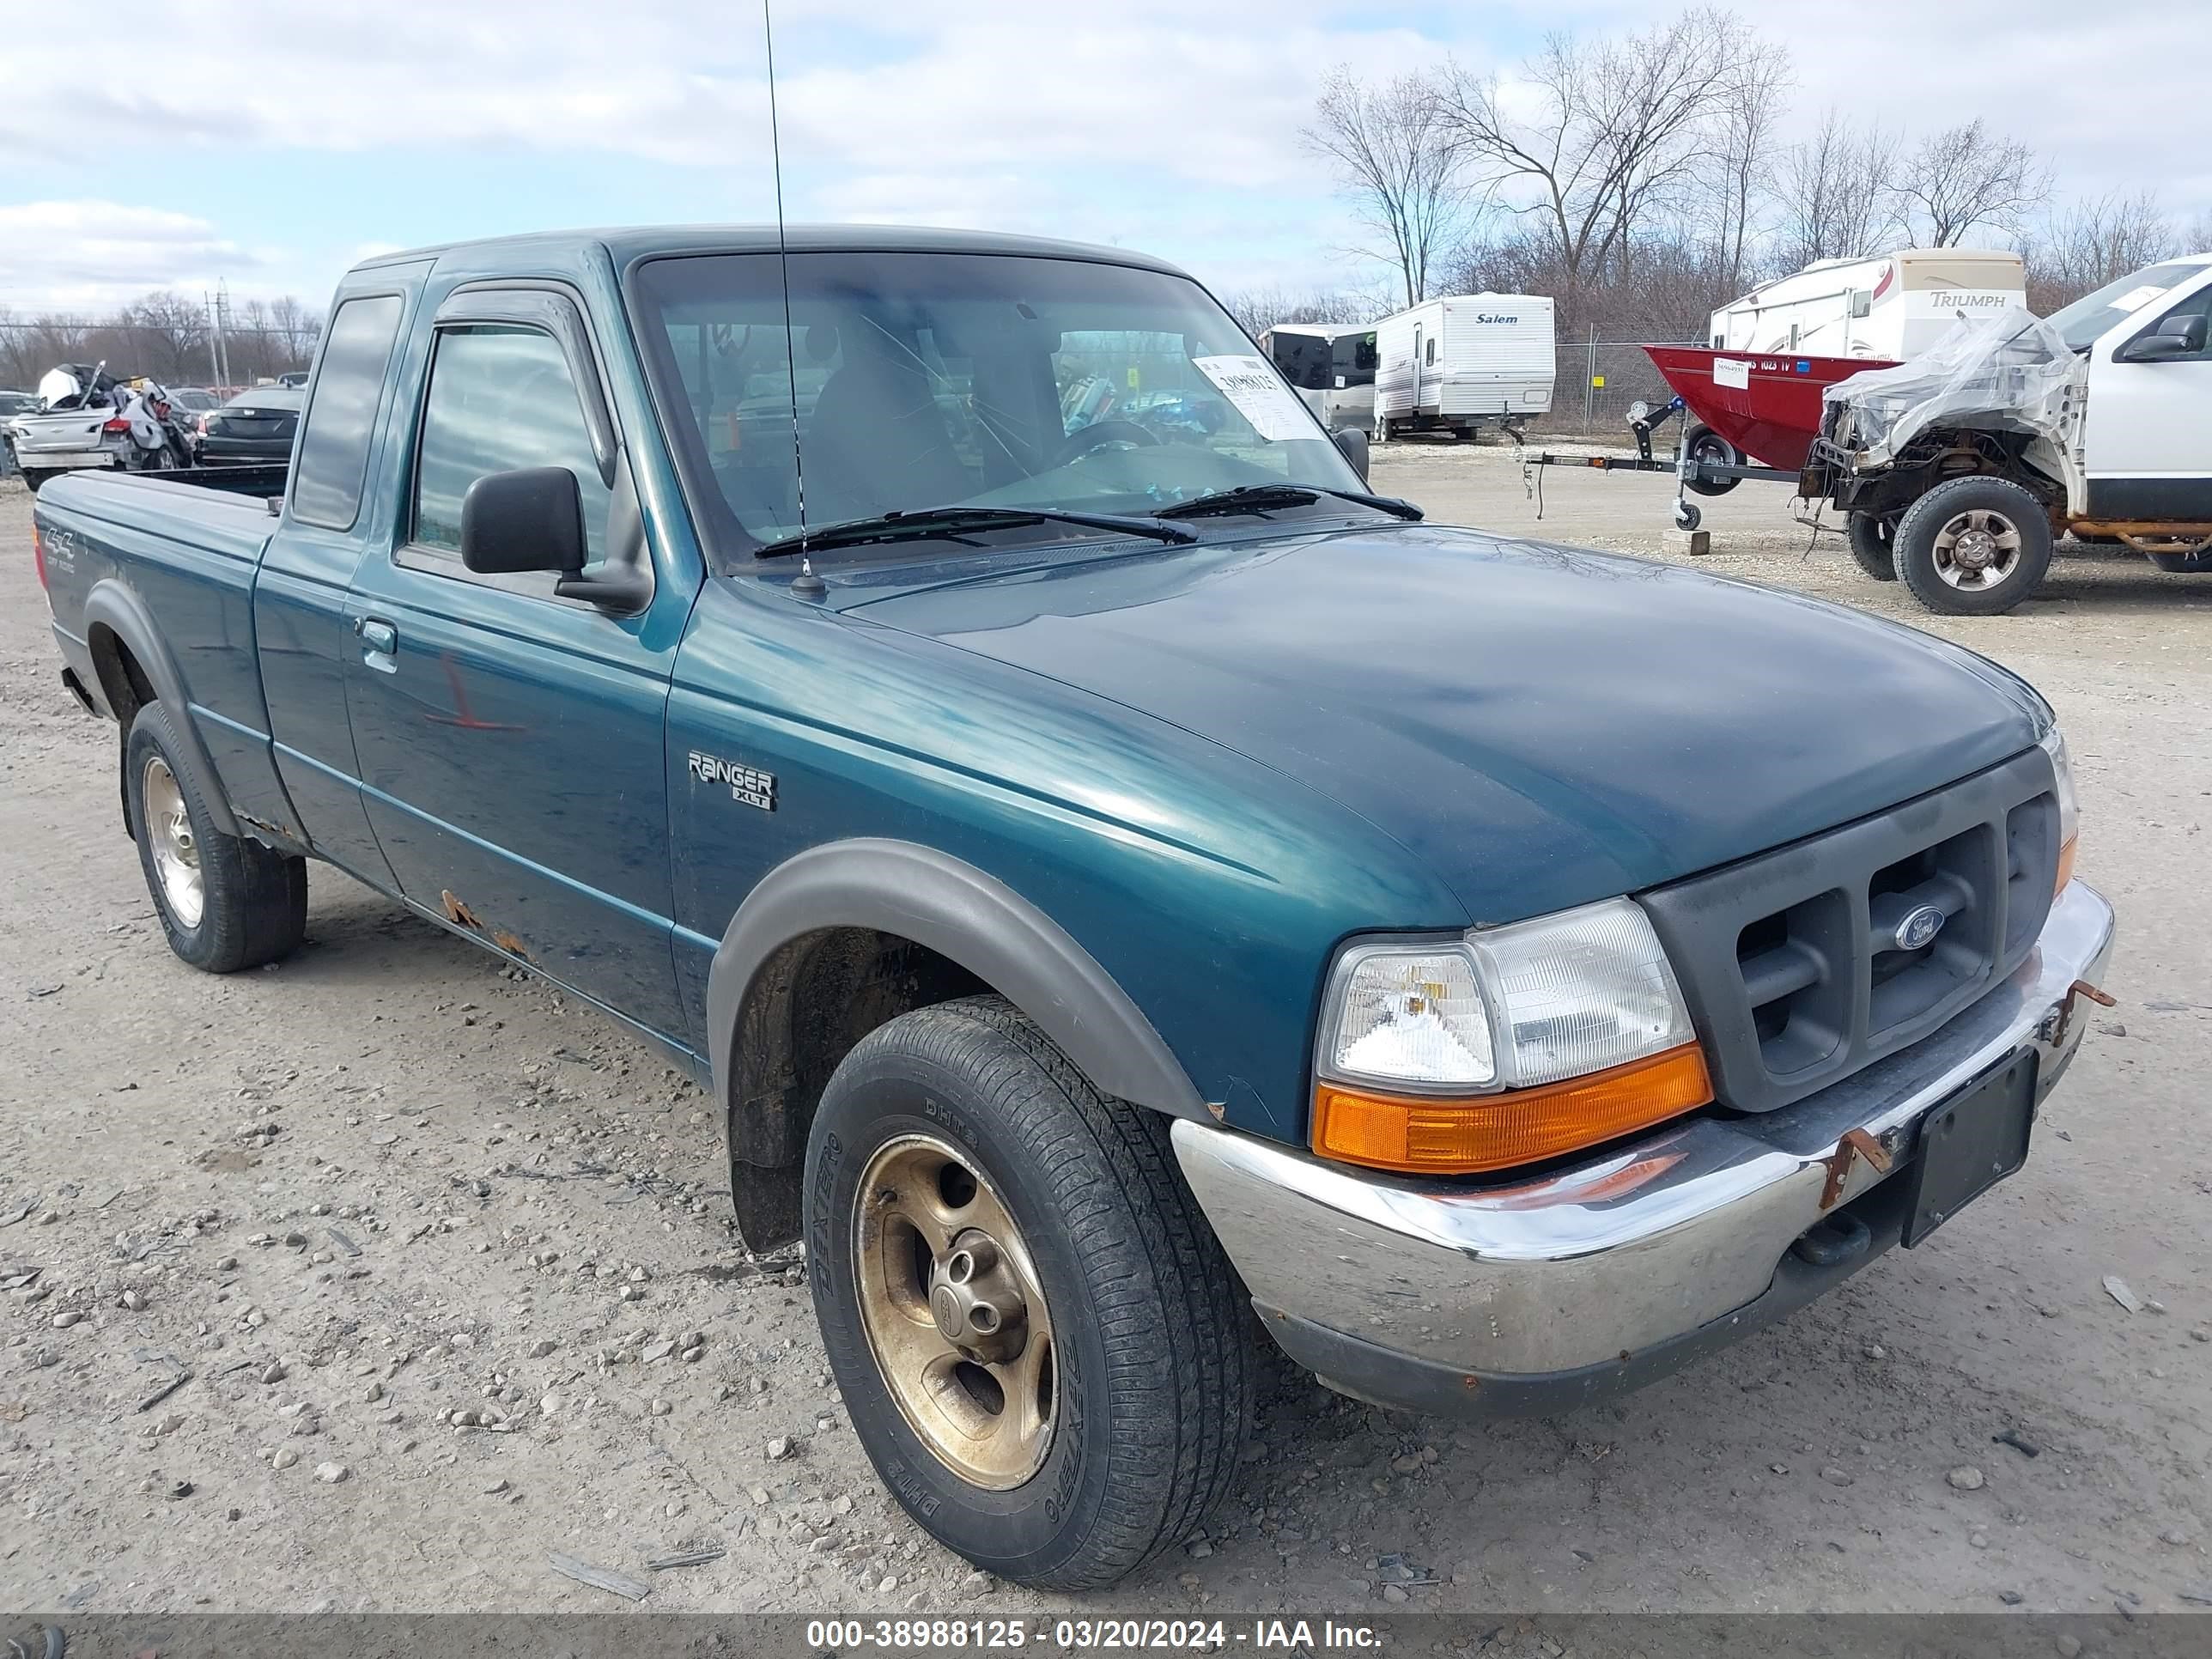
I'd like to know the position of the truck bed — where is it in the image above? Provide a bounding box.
[42,465,286,562]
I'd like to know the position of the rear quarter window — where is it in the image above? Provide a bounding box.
[291,294,405,531]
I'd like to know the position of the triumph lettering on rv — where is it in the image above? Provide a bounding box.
[686,750,777,811]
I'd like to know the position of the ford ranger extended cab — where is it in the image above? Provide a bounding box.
[33,227,2114,1589]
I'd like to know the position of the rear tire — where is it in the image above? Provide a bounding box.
[1894,477,2053,617]
[806,994,1252,1589]
[2146,545,2212,574]
[125,702,307,972]
[1845,512,1899,580]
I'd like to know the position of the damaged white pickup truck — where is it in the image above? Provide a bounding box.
[1808,252,2212,614]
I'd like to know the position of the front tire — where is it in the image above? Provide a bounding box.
[21,468,50,493]
[1894,477,2053,616]
[806,995,1251,1589]
[125,703,307,972]
[1844,511,1899,580]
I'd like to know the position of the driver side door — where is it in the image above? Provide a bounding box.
[2084,268,2212,520]
[343,284,692,1040]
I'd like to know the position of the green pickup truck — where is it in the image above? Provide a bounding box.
[35,224,2113,1588]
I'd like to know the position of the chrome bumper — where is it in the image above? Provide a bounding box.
[1173,879,2117,1414]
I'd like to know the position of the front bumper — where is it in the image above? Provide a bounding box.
[1173,878,2116,1417]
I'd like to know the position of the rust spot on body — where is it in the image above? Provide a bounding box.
[490,929,532,961]
[440,890,481,930]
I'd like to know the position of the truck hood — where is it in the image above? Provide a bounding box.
[836,524,2045,920]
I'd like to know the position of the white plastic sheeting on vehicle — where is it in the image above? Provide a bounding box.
[1820,309,2080,459]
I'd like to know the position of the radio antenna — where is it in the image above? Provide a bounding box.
[763,0,823,598]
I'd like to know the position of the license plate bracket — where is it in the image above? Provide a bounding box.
[1900,1050,2038,1247]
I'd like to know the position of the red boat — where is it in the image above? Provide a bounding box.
[1643,344,1898,471]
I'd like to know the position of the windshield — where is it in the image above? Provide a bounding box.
[1333,331,1377,386]
[2045,261,2210,351]
[630,251,1365,558]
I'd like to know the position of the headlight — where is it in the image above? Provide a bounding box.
[2039,725,2078,891]
[1314,898,1709,1175]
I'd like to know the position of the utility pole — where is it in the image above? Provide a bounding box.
[204,289,222,387]
[212,282,234,391]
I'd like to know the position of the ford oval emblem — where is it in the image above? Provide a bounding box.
[1895,904,1945,951]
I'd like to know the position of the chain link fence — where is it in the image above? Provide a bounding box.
[1538,337,1703,439]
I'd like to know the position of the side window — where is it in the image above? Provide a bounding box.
[292,294,404,531]
[2142,286,2212,360]
[412,326,612,562]
[1424,336,1437,367]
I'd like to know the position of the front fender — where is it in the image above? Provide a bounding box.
[706,836,1209,1135]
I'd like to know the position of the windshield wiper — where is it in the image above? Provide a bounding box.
[1154,483,1423,522]
[753,504,1195,559]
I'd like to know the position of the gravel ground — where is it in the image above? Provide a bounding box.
[1,460,2207,1619]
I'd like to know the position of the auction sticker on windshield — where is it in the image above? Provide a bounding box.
[1193,355,1311,441]
[2107,284,2170,314]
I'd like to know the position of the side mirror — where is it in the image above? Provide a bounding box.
[2120,312,2208,362]
[1333,424,1370,484]
[460,467,586,575]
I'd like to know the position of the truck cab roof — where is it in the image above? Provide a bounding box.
[353,223,1191,281]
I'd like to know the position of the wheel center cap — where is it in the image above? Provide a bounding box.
[928,1283,967,1343]
[1954,530,1996,568]
[925,1228,1028,1364]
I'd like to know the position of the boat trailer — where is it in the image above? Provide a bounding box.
[1517,397,1803,530]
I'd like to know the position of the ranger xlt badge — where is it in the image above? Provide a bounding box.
[688,751,776,811]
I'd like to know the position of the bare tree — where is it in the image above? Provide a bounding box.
[1896,118,2048,246]
[1774,111,1903,267]
[267,295,324,366]
[1302,69,1467,308]
[1702,39,1791,294]
[2020,189,2176,310]
[1222,283,1392,338]
[1436,9,1753,298]
[118,291,211,383]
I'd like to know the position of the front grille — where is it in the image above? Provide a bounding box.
[1641,747,2060,1113]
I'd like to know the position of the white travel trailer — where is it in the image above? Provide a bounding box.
[1374,295,1556,440]
[1709,248,2027,361]
[1257,322,1378,433]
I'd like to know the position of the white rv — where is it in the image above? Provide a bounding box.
[1374,295,1556,440]
[1257,322,1378,433]
[1709,248,2027,361]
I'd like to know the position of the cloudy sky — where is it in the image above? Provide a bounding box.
[0,0,2204,316]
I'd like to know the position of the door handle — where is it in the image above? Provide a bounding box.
[356,617,398,655]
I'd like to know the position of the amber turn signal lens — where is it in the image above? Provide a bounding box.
[1311,1044,1713,1176]
[2054,835,2076,896]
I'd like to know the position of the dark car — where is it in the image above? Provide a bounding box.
[197,386,302,465]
